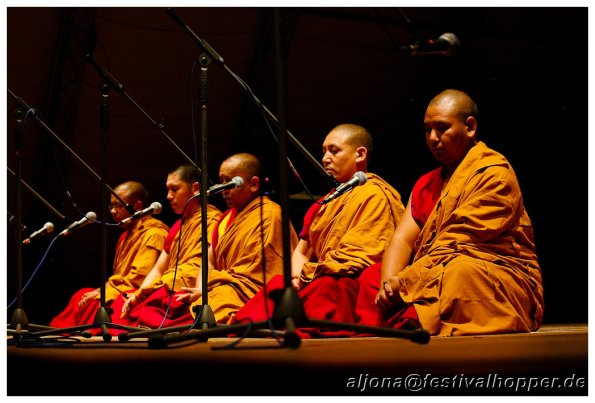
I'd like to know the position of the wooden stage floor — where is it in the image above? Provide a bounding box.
[6,323,588,396]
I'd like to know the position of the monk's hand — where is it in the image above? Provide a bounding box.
[375,275,401,309]
[177,287,202,304]
[291,276,301,291]
[120,293,138,318]
[78,289,99,308]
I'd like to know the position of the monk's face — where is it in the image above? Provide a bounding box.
[218,159,255,212]
[109,189,132,224]
[424,101,476,169]
[166,173,197,215]
[322,129,360,183]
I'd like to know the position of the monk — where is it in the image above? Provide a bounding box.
[235,124,405,336]
[177,153,298,324]
[359,89,544,336]
[50,181,169,327]
[110,165,221,329]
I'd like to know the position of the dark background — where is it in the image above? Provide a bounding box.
[6,7,587,326]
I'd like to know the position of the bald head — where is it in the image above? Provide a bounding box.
[428,89,479,123]
[331,123,373,155]
[222,153,261,179]
[114,181,149,208]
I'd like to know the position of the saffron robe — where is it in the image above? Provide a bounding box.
[190,196,298,324]
[49,216,168,327]
[300,173,405,283]
[234,173,404,334]
[111,203,221,329]
[400,141,544,336]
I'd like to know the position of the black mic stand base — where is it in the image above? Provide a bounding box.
[8,308,56,335]
[271,286,306,349]
[28,305,145,341]
[142,284,430,350]
[145,318,430,349]
[117,303,217,342]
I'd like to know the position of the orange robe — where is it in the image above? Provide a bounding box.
[111,203,221,329]
[49,216,169,327]
[300,173,405,284]
[400,141,544,336]
[190,196,298,324]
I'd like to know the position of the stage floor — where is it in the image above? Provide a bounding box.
[6,323,588,396]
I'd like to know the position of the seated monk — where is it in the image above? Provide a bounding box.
[357,89,544,336]
[176,153,298,324]
[234,124,405,337]
[110,165,221,330]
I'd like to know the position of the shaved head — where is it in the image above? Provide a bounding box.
[222,153,261,178]
[114,181,149,206]
[428,89,479,123]
[331,123,373,154]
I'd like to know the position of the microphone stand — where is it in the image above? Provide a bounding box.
[145,8,430,349]
[118,53,216,343]
[193,54,216,332]
[27,85,147,341]
[97,83,114,340]
[7,164,68,336]
[7,107,55,336]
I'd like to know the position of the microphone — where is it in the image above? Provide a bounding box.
[322,171,367,204]
[400,33,460,56]
[23,222,54,244]
[118,202,162,226]
[59,211,97,237]
[206,176,244,196]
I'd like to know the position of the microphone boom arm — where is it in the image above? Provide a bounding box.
[7,89,130,212]
[7,167,65,221]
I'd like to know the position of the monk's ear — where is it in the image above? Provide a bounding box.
[132,199,143,211]
[249,176,260,192]
[465,116,477,139]
[191,181,200,196]
[355,146,367,164]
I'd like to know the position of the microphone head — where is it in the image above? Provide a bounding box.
[231,176,244,187]
[44,222,55,233]
[150,202,163,214]
[85,211,97,221]
[353,171,367,185]
[438,32,460,55]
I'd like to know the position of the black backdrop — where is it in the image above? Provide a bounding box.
[6,7,588,326]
